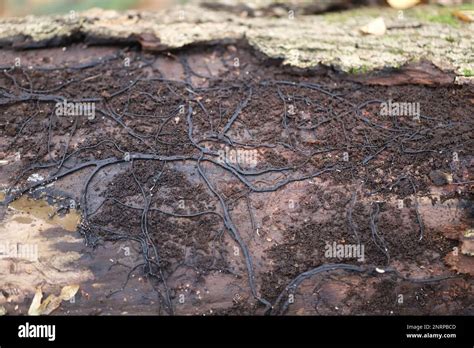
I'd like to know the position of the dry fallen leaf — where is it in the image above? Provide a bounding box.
[453,10,474,22]
[59,284,80,301]
[28,284,79,315]
[360,17,387,36]
[28,287,43,316]
[0,305,7,316]
[37,294,63,316]
[387,0,421,10]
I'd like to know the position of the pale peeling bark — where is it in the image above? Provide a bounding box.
[0,1,472,82]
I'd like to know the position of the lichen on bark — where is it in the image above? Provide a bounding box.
[0,1,472,81]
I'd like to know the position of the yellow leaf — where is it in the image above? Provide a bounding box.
[453,10,474,22]
[387,0,421,10]
[60,284,80,301]
[28,287,43,316]
[27,284,80,316]
[37,294,62,315]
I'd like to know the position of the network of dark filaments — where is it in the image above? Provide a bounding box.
[0,49,471,315]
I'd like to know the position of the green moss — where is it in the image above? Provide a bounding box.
[445,36,455,43]
[408,5,474,27]
[462,68,474,77]
[427,13,459,26]
[349,65,370,74]
[388,47,405,54]
[459,4,474,11]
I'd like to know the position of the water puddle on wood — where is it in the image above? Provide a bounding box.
[0,192,81,232]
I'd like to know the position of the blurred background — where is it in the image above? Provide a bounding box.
[0,0,470,17]
[0,0,184,16]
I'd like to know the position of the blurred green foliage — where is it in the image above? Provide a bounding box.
[3,0,146,16]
